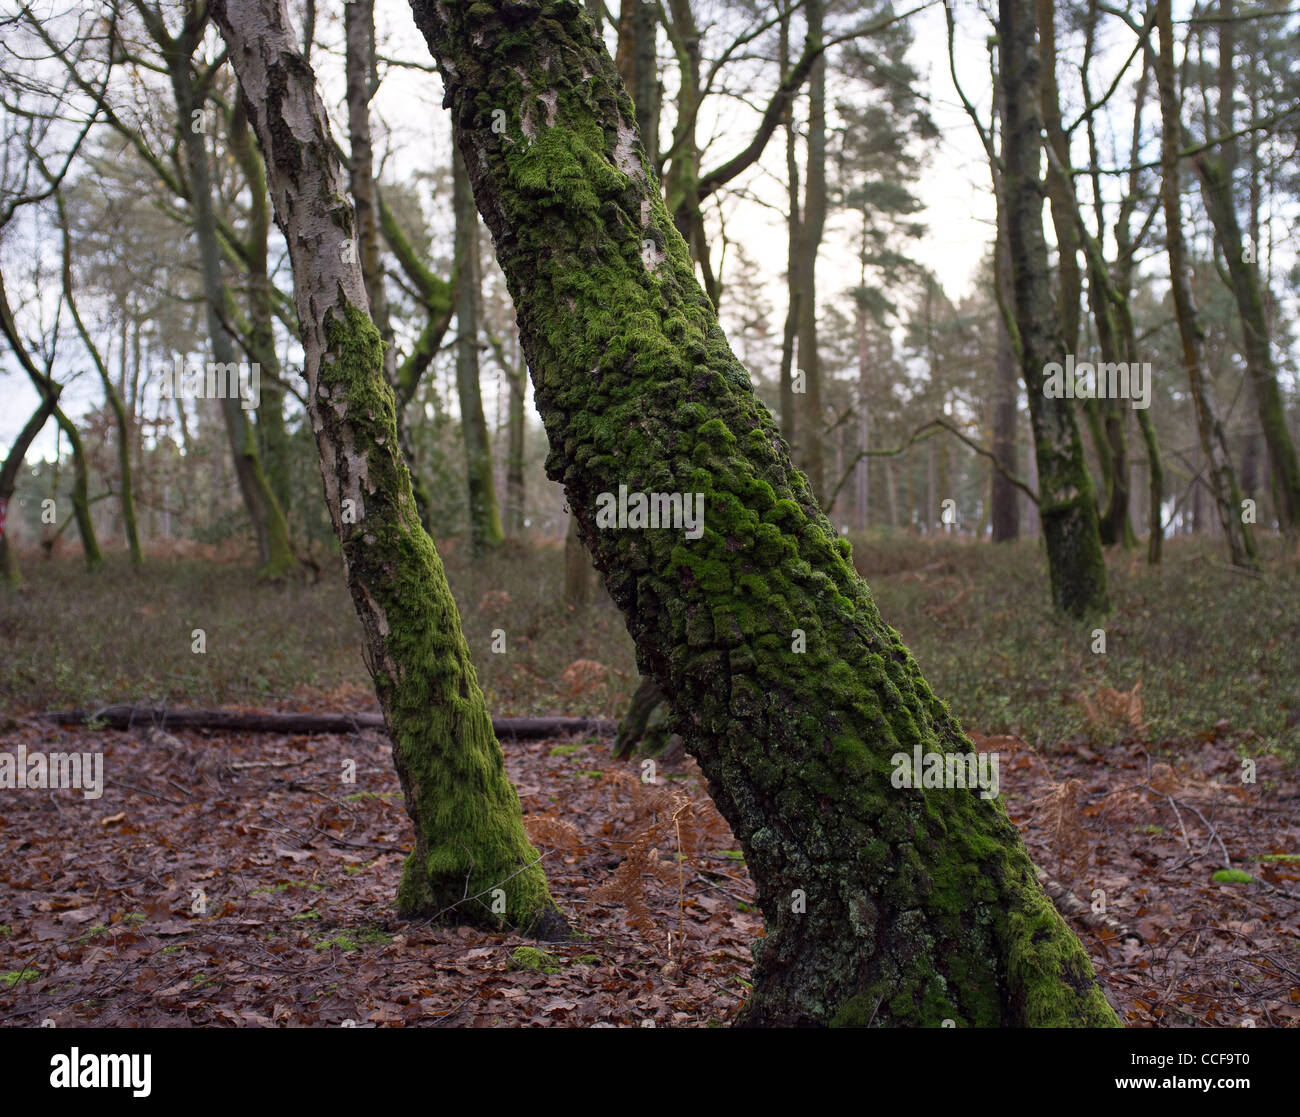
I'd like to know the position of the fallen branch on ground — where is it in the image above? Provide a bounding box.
[35,706,618,740]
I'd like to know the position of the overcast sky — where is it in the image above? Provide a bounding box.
[3,0,1274,463]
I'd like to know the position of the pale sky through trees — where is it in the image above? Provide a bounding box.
[1,0,1295,459]
[0,0,986,454]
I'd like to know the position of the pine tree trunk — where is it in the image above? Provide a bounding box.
[1035,0,1082,353]
[1154,0,1257,567]
[1194,152,1300,533]
[407,0,1118,1026]
[778,6,800,449]
[795,0,826,502]
[563,514,591,608]
[997,0,1109,615]
[990,188,1021,543]
[453,148,506,552]
[506,360,527,536]
[209,0,564,938]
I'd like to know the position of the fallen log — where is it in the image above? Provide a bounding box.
[36,706,617,740]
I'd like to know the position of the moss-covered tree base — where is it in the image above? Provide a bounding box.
[211,0,565,940]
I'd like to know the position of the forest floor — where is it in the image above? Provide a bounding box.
[1,535,1298,1026]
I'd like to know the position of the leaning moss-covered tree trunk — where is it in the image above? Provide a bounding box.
[209,0,564,938]
[998,0,1108,615]
[409,0,1118,1026]
[1154,0,1256,567]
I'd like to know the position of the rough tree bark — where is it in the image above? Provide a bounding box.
[209,0,564,937]
[998,0,1109,615]
[407,0,1118,1025]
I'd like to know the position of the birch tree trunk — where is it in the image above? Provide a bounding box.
[209,0,564,938]
[997,0,1109,615]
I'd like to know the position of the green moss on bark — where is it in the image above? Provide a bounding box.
[409,0,1117,1023]
[322,305,561,935]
